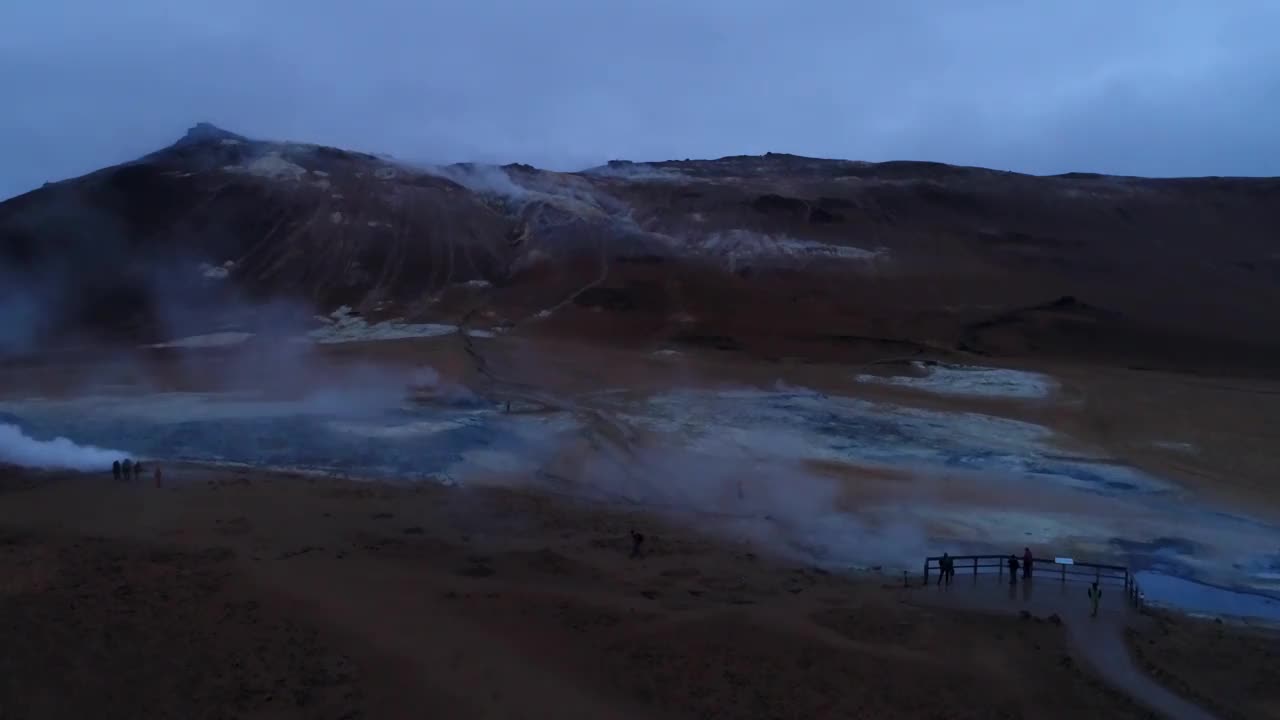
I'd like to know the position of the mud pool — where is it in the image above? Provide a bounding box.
[2,384,1278,620]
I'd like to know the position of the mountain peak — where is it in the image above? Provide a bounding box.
[175,122,248,147]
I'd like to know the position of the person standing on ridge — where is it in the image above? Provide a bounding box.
[1023,547,1034,579]
[112,460,121,481]
[122,458,133,481]
[133,460,144,481]
[1008,554,1020,585]
[1088,582,1102,617]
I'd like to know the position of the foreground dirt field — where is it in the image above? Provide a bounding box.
[0,465,1170,719]
[1126,610,1280,720]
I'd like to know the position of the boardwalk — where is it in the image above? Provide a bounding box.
[908,574,1215,720]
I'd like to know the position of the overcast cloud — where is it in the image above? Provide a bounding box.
[1,0,1277,199]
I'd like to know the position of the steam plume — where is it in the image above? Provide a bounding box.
[0,422,123,472]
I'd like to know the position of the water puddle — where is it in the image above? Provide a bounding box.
[1135,571,1280,623]
[855,361,1057,399]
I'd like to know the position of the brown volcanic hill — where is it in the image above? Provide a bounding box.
[0,123,515,343]
[2,124,1279,373]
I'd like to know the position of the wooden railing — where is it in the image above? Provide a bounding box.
[923,554,1133,592]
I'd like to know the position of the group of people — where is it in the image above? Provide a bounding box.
[1006,547,1035,584]
[936,547,1036,586]
[936,548,1103,617]
[111,458,145,481]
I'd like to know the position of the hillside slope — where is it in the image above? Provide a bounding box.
[3,123,1278,372]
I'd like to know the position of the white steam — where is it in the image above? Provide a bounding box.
[427,163,530,200]
[580,162,687,181]
[0,422,124,472]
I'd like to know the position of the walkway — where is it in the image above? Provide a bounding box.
[908,574,1216,720]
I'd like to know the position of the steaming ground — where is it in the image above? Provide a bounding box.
[3,336,1280,718]
[0,421,126,471]
[4,336,1280,611]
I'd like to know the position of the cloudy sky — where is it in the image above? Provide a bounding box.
[2,0,1277,199]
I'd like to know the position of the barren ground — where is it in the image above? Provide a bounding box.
[0,465,1164,720]
[1125,610,1280,720]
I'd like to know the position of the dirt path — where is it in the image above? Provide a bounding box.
[1066,617,1215,720]
[910,577,1216,720]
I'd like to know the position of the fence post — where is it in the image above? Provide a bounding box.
[1061,563,1066,582]
[972,558,978,577]
[998,560,1003,580]
[923,559,929,585]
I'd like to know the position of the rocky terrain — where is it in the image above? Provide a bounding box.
[4,124,1280,718]
[4,123,1280,374]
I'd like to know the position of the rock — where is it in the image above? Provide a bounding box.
[176,121,247,146]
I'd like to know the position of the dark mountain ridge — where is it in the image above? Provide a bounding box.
[2,123,1278,374]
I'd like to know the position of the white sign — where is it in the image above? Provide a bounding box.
[1055,557,1074,565]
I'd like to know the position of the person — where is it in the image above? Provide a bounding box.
[937,553,955,586]
[133,460,144,481]
[1008,554,1020,585]
[1023,547,1034,579]
[1088,582,1102,617]
[630,530,645,559]
[122,458,133,480]
[112,460,121,481]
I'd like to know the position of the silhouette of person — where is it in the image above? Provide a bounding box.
[1008,554,1020,585]
[630,530,645,559]
[1088,582,1102,617]
[937,553,953,586]
[133,460,144,481]
[112,460,121,481]
[122,458,133,480]
[1023,547,1034,579]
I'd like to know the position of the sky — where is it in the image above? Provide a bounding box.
[1,0,1278,199]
